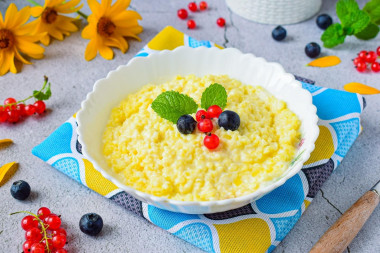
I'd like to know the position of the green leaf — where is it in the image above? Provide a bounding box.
[355,22,380,40]
[336,0,370,34]
[151,91,198,124]
[33,83,51,101]
[363,0,380,25]
[201,83,228,110]
[321,23,346,48]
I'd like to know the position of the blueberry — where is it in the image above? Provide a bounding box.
[177,115,196,134]
[305,42,321,58]
[218,110,240,131]
[272,26,287,41]
[10,180,31,200]
[79,213,103,236]
[316,14,332,30]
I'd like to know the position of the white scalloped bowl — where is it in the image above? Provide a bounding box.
[77,46,319,214]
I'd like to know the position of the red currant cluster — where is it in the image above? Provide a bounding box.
[177,2,225,29]
[15,207,67,253]
[0,98,46,123]
[353,47,380,73]
[196,105,222,149]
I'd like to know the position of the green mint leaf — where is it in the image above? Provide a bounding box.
[321,23,346,48]
[336,0,370,34]
[363,0,380,25]
[201,83,227,110]
[151,91,198,124]
[355,22,380,40]
[33,83,51,101]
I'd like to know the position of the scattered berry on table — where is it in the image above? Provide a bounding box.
[25,227,43,242]
[177,115,197,134]
[4,97,16,105]
[199,1,208,10]
[187,19,196,29]
[197,118,213,132]
[79,213,104,236]
[218,110,240,131]
[272,26,287,41]
[0,107,8,122]
[44,214,62,230]
[365,51,377,63]
[10,180,31,200]
[188,2,197,12]
[204,133,219,149]
[216,17,225,27]
[21,216,39,231]
[358,50,367,60]
[353,57,364,66]
[196,110,209,121]
[177,9,188,19]
[305,42,321,58]
[316,14,332,30]
[30,242,45,253]
[371,62,380,72]
[207,105,222,118]
[33,100,46,114]
[356,61,367,72]
[377,46,380,56]
[37,207,51,220]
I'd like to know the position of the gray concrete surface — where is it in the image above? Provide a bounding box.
[1,0,379,252]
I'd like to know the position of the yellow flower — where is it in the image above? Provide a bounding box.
[30,0,83,46]
[0,4,45,76]
[82,0,143,61]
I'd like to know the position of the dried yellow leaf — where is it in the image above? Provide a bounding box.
[344,82,380,95]
[307,56,341,67]
[0,162,18,187]
[0,139,13,144]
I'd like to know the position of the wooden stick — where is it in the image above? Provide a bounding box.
[310,190,379,253]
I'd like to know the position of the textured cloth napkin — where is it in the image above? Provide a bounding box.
[32,26,365,253]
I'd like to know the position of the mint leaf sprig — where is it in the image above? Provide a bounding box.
[321,0,380,48]
[151,83,228,124]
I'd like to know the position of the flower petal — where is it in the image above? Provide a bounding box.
[0,51,11,76]
[105,35,128,53]
[55,16,78,32]
[9,51,18,74]
[16,39,45,56]
[0,11,4,28]
[55,0,82,13]
[113,10,142,23]
[82,22,97,39]
[31,6,44,17]
[88,0,101,15]
[40,34,51,46]
[84,38,98,61]
[99,44,114,60]
[47,26,64,40]
[56,3,84,14]
[8,5,31,29]
[14,50,31,64]
[4,4,19,28]
[110,0,131,15]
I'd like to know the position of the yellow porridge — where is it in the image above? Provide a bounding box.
[103,75,301,201]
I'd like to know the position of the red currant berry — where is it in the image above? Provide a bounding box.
[353,57,364,66]
[52,234,67,249]
[30,243,45,253]
[52,227,67,237]
[365,51,377,63]
[216,18,226,27]
[199,1,208,10]
[53,249,68,253]
[44,214,61,230]
[24,104,36,116]
[371,62,380,72]
[17,104,27,117]
[356,61,367,72]
[4,97,16,105]
[207,105,223,118]
[377,46,380,56]
[196,110,209,121]
[177,9,188,19]
[204,133,219,149]
[188,2,197,12]
[358,50,367,60]
[25,227,42,242]
[187,19,196,29]
[0,107,8,123]
[42,238,53,250]
[23,240,34,253]
[21,216,39,231]
[37,207,51,220]
[7,106,21,123]
[33,100,46,114]
[197,119,213,132]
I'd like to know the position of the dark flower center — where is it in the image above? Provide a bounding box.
[97,17,116,37]
[42,7,58,24]
[0,29,14,49]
